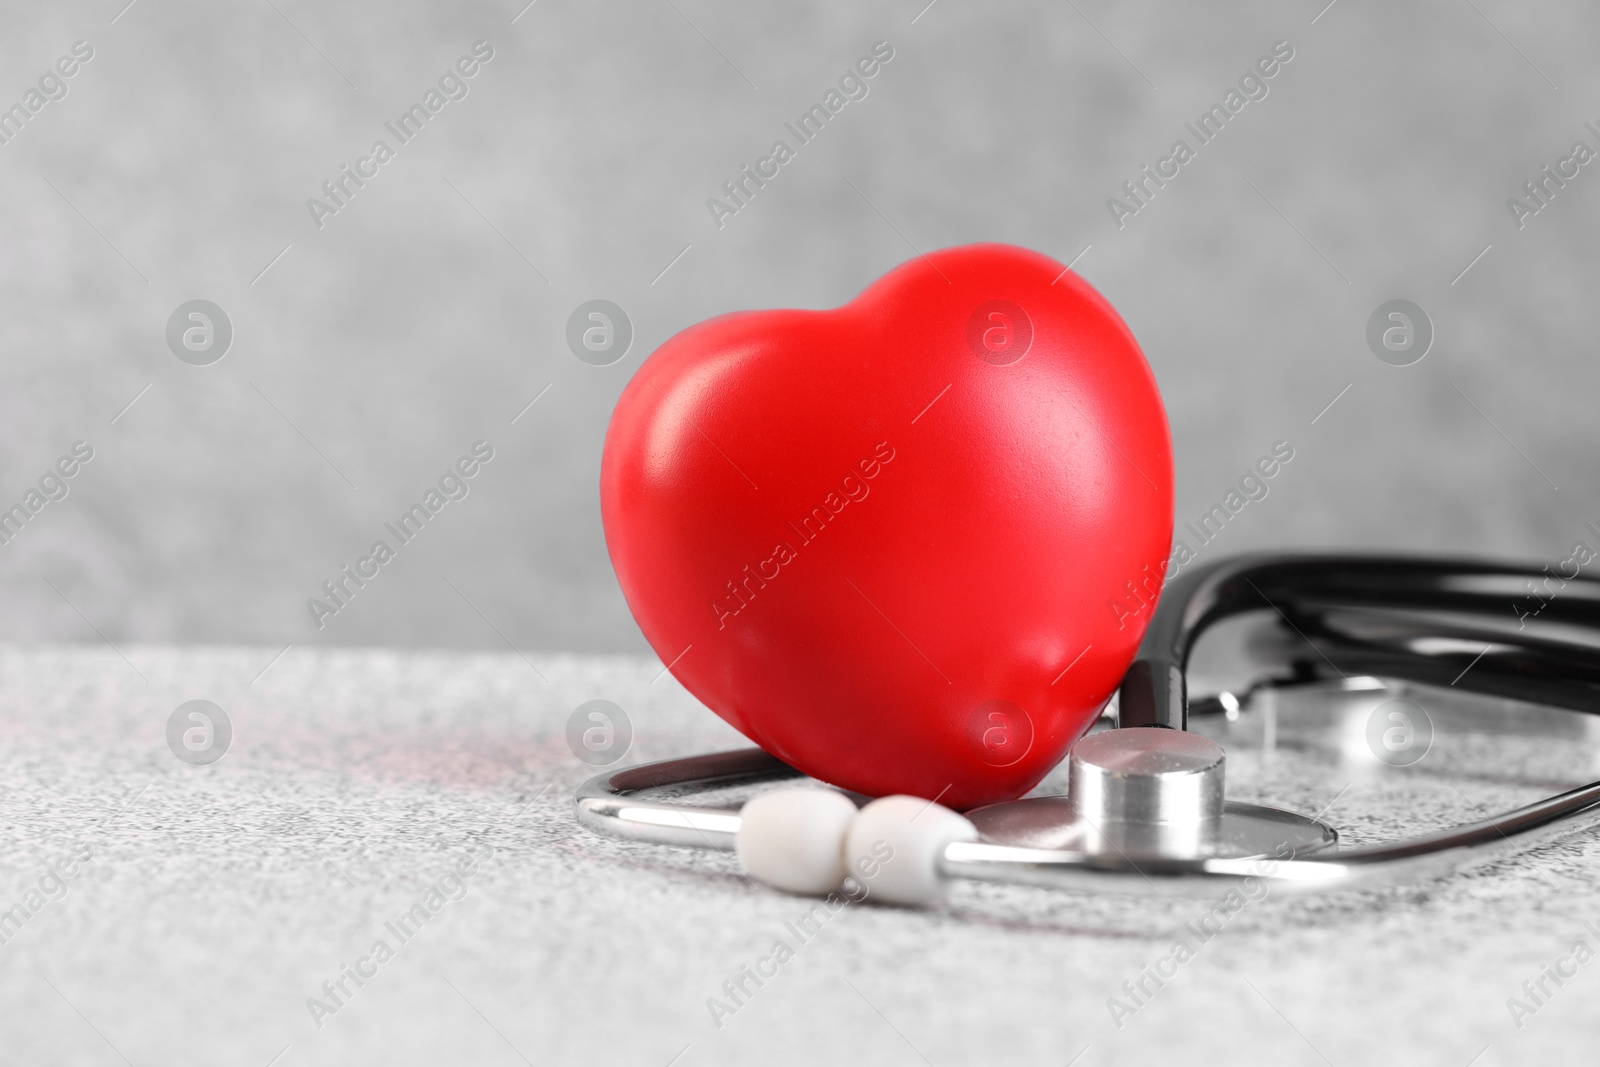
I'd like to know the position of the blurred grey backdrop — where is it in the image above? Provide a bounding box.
[0,0,1596,656]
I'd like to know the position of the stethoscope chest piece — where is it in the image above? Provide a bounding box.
[966,726,1337,860]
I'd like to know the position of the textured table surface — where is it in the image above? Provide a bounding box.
[2,643,1597,1066]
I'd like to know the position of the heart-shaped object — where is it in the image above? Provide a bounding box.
[601,243,1173,809]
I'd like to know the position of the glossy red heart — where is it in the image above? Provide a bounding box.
[601,243,1173,809]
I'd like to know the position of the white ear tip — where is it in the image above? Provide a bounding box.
[736,788,859,895]
[845,795,977,907]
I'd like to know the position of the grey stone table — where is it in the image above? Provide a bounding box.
[1,644,1596,1066]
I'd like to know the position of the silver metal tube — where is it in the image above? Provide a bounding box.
[574,746,1600,894]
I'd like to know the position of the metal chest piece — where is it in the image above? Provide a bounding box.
[965,727,1336,859]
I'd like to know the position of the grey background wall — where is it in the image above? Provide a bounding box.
[0,0,1594,656]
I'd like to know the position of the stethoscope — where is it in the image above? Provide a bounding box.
[575,554,1600,905]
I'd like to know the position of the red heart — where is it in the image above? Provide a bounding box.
[601,244,1173,809]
